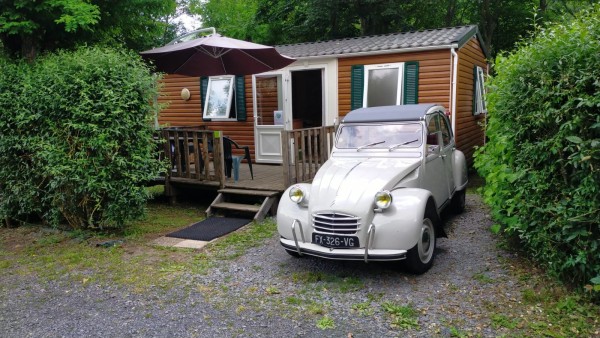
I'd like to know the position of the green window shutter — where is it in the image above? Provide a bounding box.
[350,65,364,110]
[200,76,210,122]
[403,61,419,104]
[235,75,246,121]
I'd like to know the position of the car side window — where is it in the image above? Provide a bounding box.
[426,115,440,154]
[439,113,452,146]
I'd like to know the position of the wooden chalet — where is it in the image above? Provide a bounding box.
[154,25,489,219]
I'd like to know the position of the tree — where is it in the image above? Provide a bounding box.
[195,0,592,57]
[0,0,100,60]
[0,0,180,60]
[190,0,264,41]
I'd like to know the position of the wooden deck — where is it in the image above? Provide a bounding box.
[165,163,287,192]
[154,126,336,219]
[156,126,334,209]
[223,164,286,192]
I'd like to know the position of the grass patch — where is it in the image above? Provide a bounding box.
[485,257,600,337]
[207,218,277,260]
[491,314,519,330]
[290,271,365,293]
[0,195,275,292]
[316,315,335,330]
[472,272,494,284]
[381,302,420,330]
[352,301,375,316]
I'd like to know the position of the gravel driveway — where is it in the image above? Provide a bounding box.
[1,193,529,337]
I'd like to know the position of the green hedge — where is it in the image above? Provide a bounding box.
[475,6,600,291]
[0,47,165,229]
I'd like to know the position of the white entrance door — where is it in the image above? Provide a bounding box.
[253,73,289,163]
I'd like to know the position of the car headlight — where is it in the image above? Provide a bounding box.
[289,186,305,204]
[374,190,392,209]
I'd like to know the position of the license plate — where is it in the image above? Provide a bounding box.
[312,233,359,248]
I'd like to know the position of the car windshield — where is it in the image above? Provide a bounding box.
[336,123,423,149]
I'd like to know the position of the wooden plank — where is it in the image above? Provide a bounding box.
[218,189,280,197]
[254,196,276,221]
[211,202,261,213]
[192,133,201,180]
[281,130,291,187]
[168,177,221,187]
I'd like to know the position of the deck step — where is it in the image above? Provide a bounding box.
[217,189,279,197]
[210,202,262,213]
[206,189,281,221]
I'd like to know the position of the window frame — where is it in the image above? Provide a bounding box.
[473,66,487,116]
[363,62,405,108]
[203,75,236,120]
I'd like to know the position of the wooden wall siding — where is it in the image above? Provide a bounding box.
[338,50,452,117]
[157,74,257,161]
[456,38,487,163]
[157,74,203,127]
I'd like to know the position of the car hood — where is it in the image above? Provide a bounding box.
[309,156,421,215]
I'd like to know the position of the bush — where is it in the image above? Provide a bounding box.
[0,47,165,229]
[475,6,600,291]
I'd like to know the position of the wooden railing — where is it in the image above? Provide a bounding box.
[158,128,225,187]
[282,126,336,186]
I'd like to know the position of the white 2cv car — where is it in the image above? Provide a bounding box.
[277,104,468,274]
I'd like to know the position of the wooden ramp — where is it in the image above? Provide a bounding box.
[206,189,280,221]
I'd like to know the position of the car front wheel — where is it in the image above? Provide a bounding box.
[405,216,436,274]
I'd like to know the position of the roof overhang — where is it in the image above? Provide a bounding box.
[287,45,458,62]
[277,25,491,62]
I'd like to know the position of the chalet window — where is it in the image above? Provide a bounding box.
[200,75,247,121]
[350,61,419,110]
[473,65,487,116]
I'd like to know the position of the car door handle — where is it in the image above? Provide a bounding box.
[441,154,447,158]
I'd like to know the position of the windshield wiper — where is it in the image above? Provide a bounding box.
[388,139,419,151]
[357,140,385,151]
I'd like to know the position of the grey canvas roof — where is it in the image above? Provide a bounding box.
[276,25,488,59]
[342,104,441,123]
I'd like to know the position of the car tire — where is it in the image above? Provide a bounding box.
[449,189,466,214]
[285,249,302,258]
[405,216,436,274]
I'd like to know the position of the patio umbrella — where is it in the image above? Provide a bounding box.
[140,27,295,76]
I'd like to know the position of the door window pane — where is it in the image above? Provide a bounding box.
[254,75,283,126]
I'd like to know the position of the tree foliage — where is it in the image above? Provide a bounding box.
[0,0,180,59]
[191,0,594,56]
[0,47,165,229]
[474,5,600,292]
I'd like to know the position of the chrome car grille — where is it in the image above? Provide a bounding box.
[312,212,361,235]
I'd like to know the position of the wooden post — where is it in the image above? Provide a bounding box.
[212,130,226,189]
[281,130,291,187]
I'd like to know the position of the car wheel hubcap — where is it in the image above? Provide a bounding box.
[418,219,434,263]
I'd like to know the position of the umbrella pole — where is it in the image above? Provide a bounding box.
[167,27,217,45]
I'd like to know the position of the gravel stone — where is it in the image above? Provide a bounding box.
[1,194,532,337]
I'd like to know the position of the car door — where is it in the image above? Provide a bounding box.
[439,113,456,196]
[422,113,449,209]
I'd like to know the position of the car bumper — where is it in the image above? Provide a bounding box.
[279,220,407,262]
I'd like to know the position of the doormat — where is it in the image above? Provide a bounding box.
[166,217,251,241]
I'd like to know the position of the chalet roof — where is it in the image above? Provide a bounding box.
[342,104,440,123]
[276,25,488,59]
